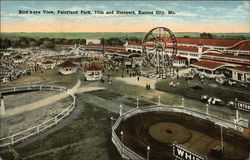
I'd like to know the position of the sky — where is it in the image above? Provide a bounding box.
[1,1,250,33]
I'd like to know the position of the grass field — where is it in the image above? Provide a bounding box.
[0,103,122,160]
[155,77,250,104]
[1,32,250,40]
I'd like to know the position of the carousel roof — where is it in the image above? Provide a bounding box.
[13,54,23,59]
[84,62,103,71]
[58,60,77,68]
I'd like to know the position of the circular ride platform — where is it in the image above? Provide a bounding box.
[114,110,250,160]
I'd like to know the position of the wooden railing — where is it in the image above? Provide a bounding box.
[0,85,76,148]
[112,103,249,160]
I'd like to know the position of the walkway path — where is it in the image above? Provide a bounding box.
[115,76,157,89]
[3,80,105,117]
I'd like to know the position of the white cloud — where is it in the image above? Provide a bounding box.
[210,7,225,12]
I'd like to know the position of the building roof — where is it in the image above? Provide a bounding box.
[173,56,187,60]
[84,62,103,71]
[202,52,250,60]
[43,60,54,64]
[58,60,77,68]
[227,40,250,51]
[107,49,131,55]
[192,60,226,70]
[13,54,23,59]
[231,65,250,72]
[177,46,198,52]
[128,38,242,49]
[175,37,242,47]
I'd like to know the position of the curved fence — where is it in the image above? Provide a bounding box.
[112,104,249,160]
[0,85,76,148]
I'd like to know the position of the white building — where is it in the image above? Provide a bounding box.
[228,65,250,83]
[191,60,227,78]
[172,56,187,67]
[12,54,24,64]
[57,60,78,75]
[42,60,55,70]
[84,62,103,81]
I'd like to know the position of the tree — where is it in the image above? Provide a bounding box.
[43,40,54,48]
[200,32,214,39]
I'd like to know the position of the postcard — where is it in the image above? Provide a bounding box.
[0,1,250,160]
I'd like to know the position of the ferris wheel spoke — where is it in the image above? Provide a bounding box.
[149,33,157,42]
[162,31,167,39]
[165,36,171,43]
[148,48,156,52]
[158,28,161,39]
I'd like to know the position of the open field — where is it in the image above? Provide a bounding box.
[1,32,250,40]
[0,103,123,160]
[156,77,250,103]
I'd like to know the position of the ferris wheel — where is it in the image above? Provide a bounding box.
[142,27,177,74]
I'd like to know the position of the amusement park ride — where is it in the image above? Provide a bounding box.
[142,27,177,78]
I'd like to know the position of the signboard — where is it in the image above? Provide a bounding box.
[235,100,250,112]
[173,143,207,160]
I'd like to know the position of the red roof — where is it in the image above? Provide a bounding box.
[227,40,250,51]
[128,43,141,46]
[173,56,187,60]
[128,38,242,49]
[202,52,250,60]
[43,60,54,64]
[192,60,225,69]
[232,65,250,72]
[108,49,131,55]
[58,60,77,68]
[84,62,103,71]
[13,54,23,59]
[177,46,198,52]
[175,37,242,47]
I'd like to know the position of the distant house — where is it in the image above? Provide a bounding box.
[12,54,24,64]
[42,60,55,70]
[58,60,78,75]
[0,76,8,83]
[84,62,103,81]
[172,56,187,67]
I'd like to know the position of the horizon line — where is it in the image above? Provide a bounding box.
[1,31,250,34]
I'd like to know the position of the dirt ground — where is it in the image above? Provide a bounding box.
[117,112,250,160]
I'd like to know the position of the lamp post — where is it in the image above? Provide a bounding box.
[137,98,139,108]
[158,96,161,105]
[120,104,123,116]
[147,146,150,160]
[121,131,124,155]
[182,98,184,108]
[110,117,115,127]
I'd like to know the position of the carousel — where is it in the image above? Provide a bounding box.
[57,60,78,75]
[84,62,103,81]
